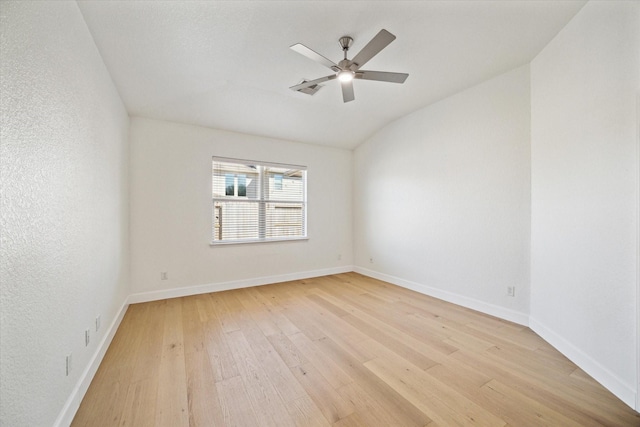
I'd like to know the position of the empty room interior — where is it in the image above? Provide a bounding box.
[1,0,640,426]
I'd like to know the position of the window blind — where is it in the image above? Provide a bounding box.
[212,157,307,244]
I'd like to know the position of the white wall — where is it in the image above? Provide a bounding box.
[530,0,639,409]
[129,117,352,298]
[353,65,531,324]
[0,2,130,426]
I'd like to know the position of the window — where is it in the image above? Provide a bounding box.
[212,157,307,244]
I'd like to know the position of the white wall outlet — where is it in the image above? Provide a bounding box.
[160,272,168,280]
[95,315,101,332]
[66,353,72,376]
[85,329,90,346]
[337,254,342,260]
[507,286,515,297]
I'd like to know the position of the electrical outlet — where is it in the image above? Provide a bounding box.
[66,353,72,376]
[337,254,342,260]
[160,272,168,280]
[369,257,374,263]
[85,329,90,346]
[95,315,101,332]
[507,286,515,297]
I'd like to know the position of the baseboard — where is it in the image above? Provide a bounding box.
[127,265,354,304]
[529,317,637,411]
[53,298,129,427]
[354,266,529,326]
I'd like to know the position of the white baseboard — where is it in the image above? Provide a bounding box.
[53,298,129,427]
[529,317,637,411]
[354,266,529,326]
[128,265,354,304]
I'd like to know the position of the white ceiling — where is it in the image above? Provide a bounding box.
[77,0,586,149]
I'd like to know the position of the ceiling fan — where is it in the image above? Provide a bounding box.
[289,29,409,103]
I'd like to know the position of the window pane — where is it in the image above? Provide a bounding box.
[265,202,304,238]
[225,174,234,196]
[213,200,260,241]
[237,174,246,197]
[266,169,304,202]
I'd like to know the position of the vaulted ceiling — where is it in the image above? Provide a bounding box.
[77,0,586,149]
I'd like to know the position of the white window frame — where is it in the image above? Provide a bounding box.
[211,156,307,245]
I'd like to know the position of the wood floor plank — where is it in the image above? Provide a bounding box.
[236,287,283,337]
[225,329,297,427]
[116,301,167,427]
[73,273,640,427]
[365,357,506,426]
[426,362,589,426]
[209,291,241,334]
[267,332,309,368]
[241,323,308,404]
[313,334,434,426]
[286,296,376,363]
[307,289,440,370]
[290,362,355,424]
[182,295,226,426]
[216,375,260,427]
[332,412,370,427]
[480,379,586,427]
[198,293,241,382]
[245,285,301,336]
[287,331,353,389]
[285,394,332,427]
[155,298,189,427]
[451,348,640,426]
[337,381,423,427]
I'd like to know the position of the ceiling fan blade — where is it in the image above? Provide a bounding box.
[290,43,340,71]
[356,70,409,84]
[350,29,396,70]
[290,74,336,91]
[341,80,355,103]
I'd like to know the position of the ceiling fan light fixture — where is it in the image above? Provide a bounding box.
[338,70,355,82]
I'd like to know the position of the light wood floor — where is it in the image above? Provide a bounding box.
[72,273,640,426]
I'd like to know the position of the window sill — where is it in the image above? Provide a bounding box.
[210,236,309,246]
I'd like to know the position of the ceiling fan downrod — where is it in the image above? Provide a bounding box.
[338,36,353,60]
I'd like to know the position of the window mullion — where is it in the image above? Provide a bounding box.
[258,165,266,239]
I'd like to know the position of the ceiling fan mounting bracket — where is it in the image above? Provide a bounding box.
[339,36,353,52]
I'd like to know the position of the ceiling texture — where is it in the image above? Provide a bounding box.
[77,0,586,149]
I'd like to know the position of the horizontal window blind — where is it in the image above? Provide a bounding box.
[212,157,307,244]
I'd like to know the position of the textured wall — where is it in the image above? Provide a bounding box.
[0,2,130,425]
[129,117,352,295]
[353,65,531,321]
[530,0,639,407]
